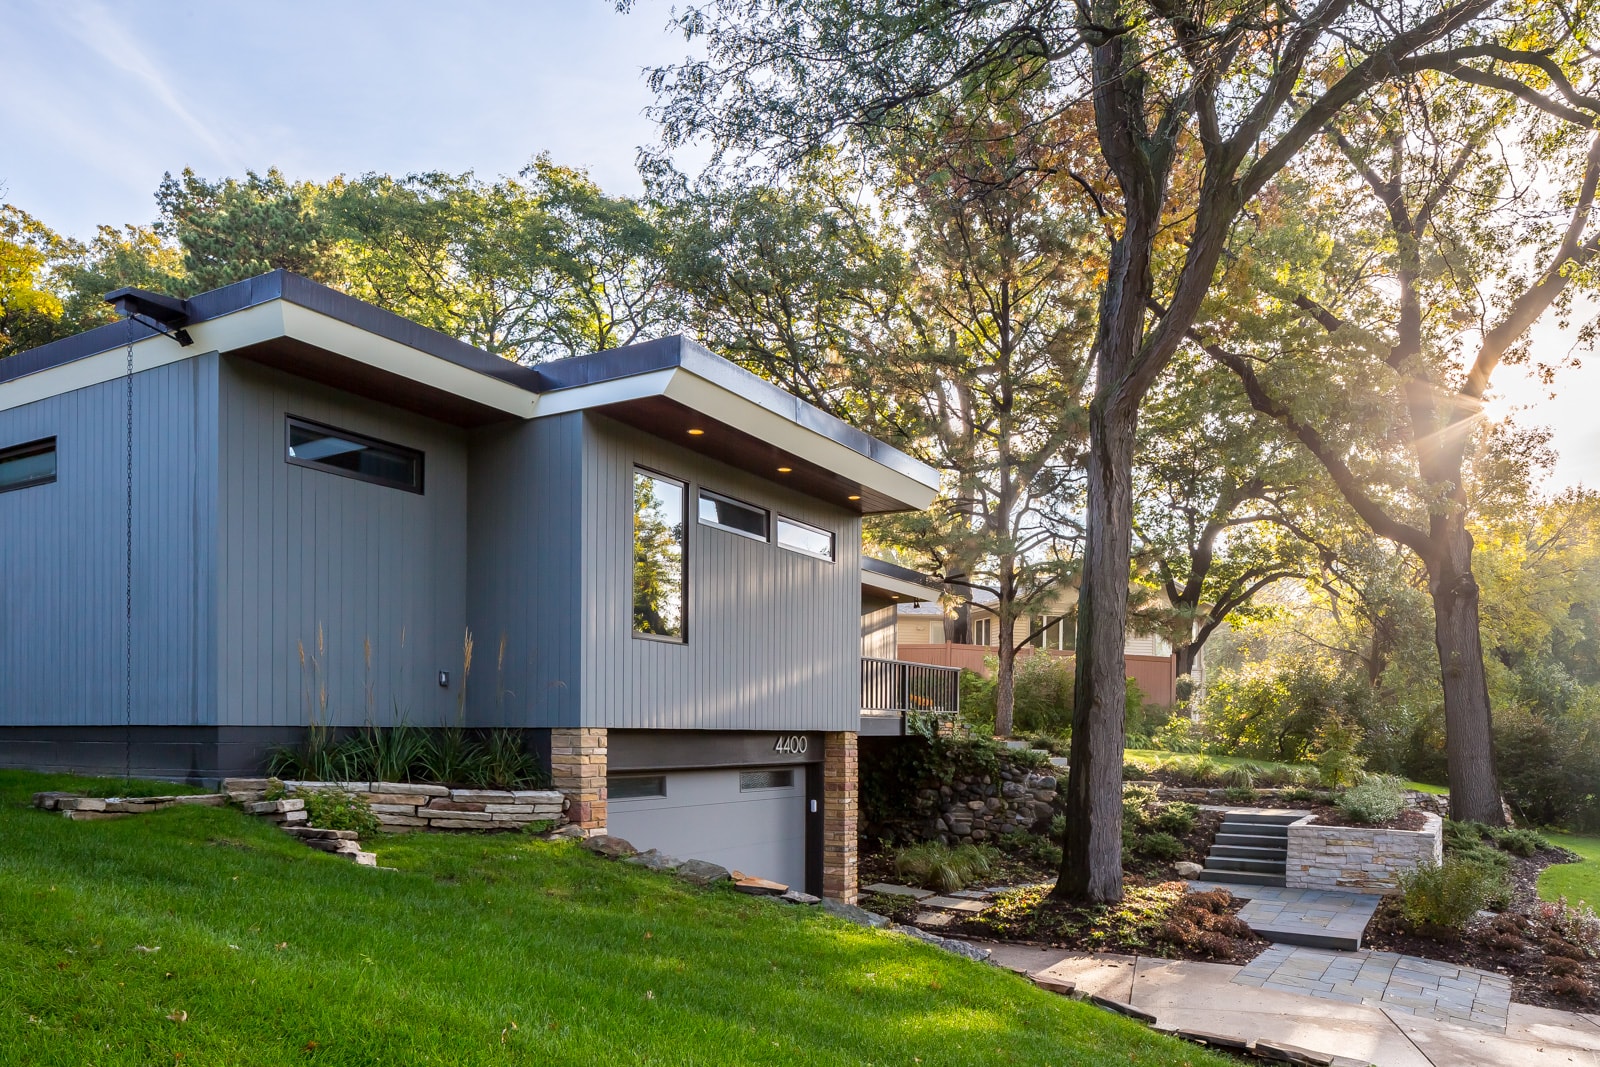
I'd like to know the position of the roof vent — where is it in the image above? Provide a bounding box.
[104,287,195,347]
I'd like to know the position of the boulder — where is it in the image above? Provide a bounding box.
[779,889,821,905]
[579,834,637,859]
[677,859,732,886]
[820,898,890,928]
[625,849,684,872]
[1174,861,1204,879]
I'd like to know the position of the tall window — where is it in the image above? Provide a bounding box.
[970,617,993,647]
[0,437,56,494]
[633,469,686,640]
[286,417,423,493]
[1031,614,1075,651]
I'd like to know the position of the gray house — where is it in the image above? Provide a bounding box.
[0,271,940,898]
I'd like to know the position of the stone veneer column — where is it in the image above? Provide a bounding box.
[549,727,607,834]
[822,731,858,903]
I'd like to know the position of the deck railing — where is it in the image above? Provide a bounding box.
[860,657,962,730]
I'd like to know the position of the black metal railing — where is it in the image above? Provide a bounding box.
[861,657,962,718]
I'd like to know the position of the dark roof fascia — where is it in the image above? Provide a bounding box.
[535,335,936,490]
[0,270,544,391]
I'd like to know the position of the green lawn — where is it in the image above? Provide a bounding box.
[1539,832,1600,910]
[0,772,1229,1067]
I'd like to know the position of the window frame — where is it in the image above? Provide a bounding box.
[971,617,992,647]
[0,437,57,495]
[775,515,835,562]
[632,465,689,644]
[1030,613,1075,651]
[696,487,770,542]
[284,415,424,494]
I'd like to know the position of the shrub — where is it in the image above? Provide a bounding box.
[1282,786,1318,805]
[1398,858,1504,932]
[1540,897,1600,957]
[1336,775,1407,825]
[1548,957,1584,977]
[1122,784,1160,830]
[1133,831,1185,861]
[1547,975,1594,999]
[1153,715,1203,753]
[1313,714,1366,788]
[1049,813,1067,839]
[1222,763,1259,790]
[301,787,380,837]
[1544,938,1589,961]
[1222,786,1258,804]
[893,842,997,893]
[1013,654,1075,735]
[1491,827,1549,858]
[999,830,1062,868]
[1152,802,1198,836]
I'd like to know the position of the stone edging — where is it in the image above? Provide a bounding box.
[1285,810,1443,895]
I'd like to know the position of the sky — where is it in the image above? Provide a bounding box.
[3,0,1596,491]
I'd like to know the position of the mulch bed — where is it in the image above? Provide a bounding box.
[1363,845,1600,1011]
[939,879,1269,963]
[1304,806,1429,831]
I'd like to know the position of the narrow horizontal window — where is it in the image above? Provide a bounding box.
[286,417,423,493]
[610,775,666,800]
[698,489,768,541]
[633,468,686,640]
[776,516,834,562]
[0,437,56,494]
[739,769,795,791]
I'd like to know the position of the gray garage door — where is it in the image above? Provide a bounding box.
[608,767,808,889]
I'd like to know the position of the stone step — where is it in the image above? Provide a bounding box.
[1204,856,1286,874]
[1219,810,1305,825]
[1198,867,1286,887]
[1214,831,1288,848]
[1209,843,1288,860]
[1219,824,1289,840]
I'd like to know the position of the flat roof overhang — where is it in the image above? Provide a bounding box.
[861,559,944,601]
[0,292,540,428]
[531,338,939,514]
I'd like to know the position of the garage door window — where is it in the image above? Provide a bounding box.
[739,769,794,791]
[610,775,667,799]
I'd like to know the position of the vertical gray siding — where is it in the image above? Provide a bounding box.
[215,358,467,729]
[0,356,217,727]
[860,596,897,659]
[579,415,860,732]
[464,413,584,727]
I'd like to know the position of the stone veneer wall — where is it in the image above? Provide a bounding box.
[550,727,607,833]
[1285,811,1443,895]
[221,779,568,832]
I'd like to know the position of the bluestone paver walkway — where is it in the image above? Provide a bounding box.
[1236,943,1512,1030]
[1189,880,1382,949]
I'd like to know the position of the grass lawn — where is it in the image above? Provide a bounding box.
[1539,832,1600,910]
[0,772,1231,1067]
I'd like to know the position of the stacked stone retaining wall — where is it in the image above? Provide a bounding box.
[913,763,1061,844]
[1285,811,1443,895]
[222,779,568,832]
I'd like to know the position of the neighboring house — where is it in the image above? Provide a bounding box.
[0,271,940,900]
[889,589,1183,707]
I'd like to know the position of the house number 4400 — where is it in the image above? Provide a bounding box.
[773,735,808,755]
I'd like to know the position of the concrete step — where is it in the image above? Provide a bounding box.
[1204,856,1287,874]
[1198,868,1286,887]
[1209,844,1288,860]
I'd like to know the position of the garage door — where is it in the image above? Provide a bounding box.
[608,767,808,889]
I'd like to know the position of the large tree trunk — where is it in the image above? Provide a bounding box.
[994,631,1017,737]
[1429,516,1505,826]
[1055,399,1136,902]
[1174,642,1197,680]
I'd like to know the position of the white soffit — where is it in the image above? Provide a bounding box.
[863,569,943,602]
[532,366,940,510]
[0,300,538,418]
